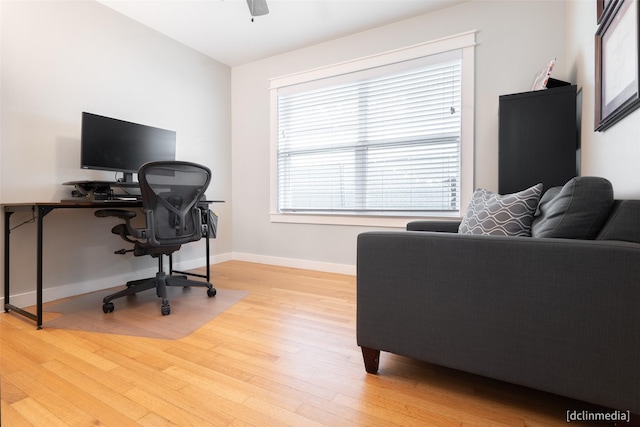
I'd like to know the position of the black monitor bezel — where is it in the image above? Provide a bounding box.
[80,112,177,181]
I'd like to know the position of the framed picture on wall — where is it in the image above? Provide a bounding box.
[598,0,617,23]
[595,0,640,131]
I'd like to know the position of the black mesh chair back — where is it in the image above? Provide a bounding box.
[139,161,211,247]
[95,160,216,316]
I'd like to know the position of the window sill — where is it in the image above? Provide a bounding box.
[270,212,461,228]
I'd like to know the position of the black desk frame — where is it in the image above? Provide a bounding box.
[3,201,214,329]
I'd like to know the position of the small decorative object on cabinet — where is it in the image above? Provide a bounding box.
[530,57,556,91]
[499,84,580,195]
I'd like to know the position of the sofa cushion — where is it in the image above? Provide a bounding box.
[597,200,640,243]
[531,176,613,239]
[458,183,543,237]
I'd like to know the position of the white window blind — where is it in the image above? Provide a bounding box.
[276,50,462,215]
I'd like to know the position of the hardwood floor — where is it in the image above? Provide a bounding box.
[1,261,607,426]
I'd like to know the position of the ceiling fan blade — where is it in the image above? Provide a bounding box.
[246,0,269,17]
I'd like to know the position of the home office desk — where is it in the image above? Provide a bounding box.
[3,199,219,329]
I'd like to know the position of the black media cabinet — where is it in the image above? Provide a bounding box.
[499,84,580,194]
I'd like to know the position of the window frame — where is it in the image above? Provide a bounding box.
[269,31,476,227]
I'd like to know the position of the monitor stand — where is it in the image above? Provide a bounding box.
[61,180,141,202]
[64,182,112,202]
[119,172,134,183]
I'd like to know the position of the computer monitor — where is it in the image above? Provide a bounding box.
[81,112,177,183]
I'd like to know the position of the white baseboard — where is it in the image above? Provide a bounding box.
[0,252,354,308]
[6,269,159,309]
[231,252,356,276]
[1,253,235,308]
[173,252,234,272]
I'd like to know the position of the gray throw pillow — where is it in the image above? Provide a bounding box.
[459,183,543,237]
[531,176,613,239]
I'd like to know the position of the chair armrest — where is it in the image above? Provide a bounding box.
[406,220,460,232]
[95,209,145,239]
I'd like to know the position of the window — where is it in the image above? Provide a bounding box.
[270,32,475,226]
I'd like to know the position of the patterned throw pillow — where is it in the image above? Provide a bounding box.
[459,183,543,237]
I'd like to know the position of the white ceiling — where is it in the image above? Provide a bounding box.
[98,0,466,67]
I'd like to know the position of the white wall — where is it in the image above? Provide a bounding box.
[231,0,568,273]
[566,0,640,198]
[4,0,630,303]
[1,0,232,304]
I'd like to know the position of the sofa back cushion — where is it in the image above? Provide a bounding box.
[531,176,613,239]
[459,183,543,237]
[597,200,640,243]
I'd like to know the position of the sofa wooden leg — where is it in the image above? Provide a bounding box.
[361,346,380,374]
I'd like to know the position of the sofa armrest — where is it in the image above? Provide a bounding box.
[356,231,640,412]
[406,220,461,232]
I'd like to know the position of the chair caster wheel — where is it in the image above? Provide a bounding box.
[207,288,217,297]
[161,305,170,316]
[103,302,115,313]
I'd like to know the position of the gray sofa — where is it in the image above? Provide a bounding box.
[356,177,640,415]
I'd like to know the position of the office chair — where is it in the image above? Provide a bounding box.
[95,161,216,315]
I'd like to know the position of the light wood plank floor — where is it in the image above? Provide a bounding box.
[1,261,607,426]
